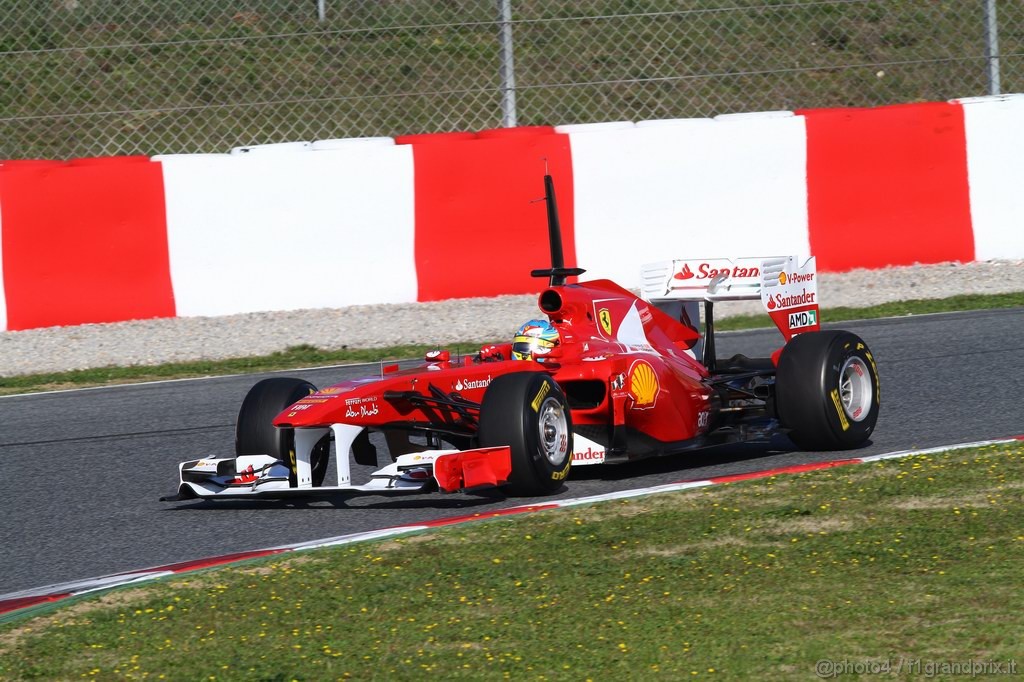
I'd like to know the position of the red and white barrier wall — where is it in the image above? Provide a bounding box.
[0,95,1021,332]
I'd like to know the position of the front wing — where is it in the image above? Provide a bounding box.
[162,446,513,501]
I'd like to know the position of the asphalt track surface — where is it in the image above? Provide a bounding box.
[3,309,1022,596]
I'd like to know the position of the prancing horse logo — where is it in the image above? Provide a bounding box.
[598,308,612,335]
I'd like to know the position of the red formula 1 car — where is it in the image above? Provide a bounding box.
[164,175,880,502]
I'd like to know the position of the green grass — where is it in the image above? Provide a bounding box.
[1,292,1021,397]
[2,442,1021,679]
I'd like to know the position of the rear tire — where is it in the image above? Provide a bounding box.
[235,377,330,487]
[775,330,880,450]
[478,372,573,496]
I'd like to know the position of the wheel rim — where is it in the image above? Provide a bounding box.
[537,396,569,465]
[839,357,873,422]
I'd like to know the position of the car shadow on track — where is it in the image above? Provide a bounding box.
[159,489,509,512]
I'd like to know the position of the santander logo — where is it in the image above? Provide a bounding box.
[454,376,492,391]
[674,263,695,280]
[573,447,606,463]
[674,262,760,281]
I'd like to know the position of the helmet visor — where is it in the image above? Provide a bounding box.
[512,336,555,359]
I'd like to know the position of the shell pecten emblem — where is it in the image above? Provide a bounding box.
[627,360,659,409]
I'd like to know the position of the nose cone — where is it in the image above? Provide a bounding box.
[272,380,389,428]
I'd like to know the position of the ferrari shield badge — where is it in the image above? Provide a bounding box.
[598,308,613,335]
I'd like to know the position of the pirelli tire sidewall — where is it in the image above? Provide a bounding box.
[775,330,880,451]
[479,372,573,496]
[235,377,330,487]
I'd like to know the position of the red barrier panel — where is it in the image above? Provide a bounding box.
[799,101,974,271]
[0,158,175,330]
[406,127,576,301]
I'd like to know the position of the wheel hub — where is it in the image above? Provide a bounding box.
[537,397,569,465]
[839,357,873,422]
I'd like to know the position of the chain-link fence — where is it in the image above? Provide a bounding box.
[1,1,1021,159]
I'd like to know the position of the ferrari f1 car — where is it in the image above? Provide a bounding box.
[164,175,880,502]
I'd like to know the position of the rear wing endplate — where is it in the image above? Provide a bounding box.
[641,256,821,343]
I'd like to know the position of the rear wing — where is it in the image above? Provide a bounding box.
[641,256,820,344]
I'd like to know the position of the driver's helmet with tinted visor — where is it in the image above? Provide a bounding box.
[511,319,560,361]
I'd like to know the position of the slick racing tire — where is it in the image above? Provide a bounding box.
[775,330,880,451]
[478,372,573,496]
[235,377,330,487]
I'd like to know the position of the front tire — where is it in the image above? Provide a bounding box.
[235,377,330,487]
[478,372,573,496]
[775,330,880,450]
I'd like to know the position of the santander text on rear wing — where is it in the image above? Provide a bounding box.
[640,256,820,341]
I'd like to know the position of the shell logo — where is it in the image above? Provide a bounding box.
[778,272,788,285]
[628,361,659,408]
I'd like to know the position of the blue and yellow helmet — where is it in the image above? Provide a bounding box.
[512,319,560,361]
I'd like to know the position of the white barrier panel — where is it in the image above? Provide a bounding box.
[160,145,417,316]
[229,141,313,155]
[554,121,635,133]
[635,117,716,128]
[151,153,230,161]
[959,94,1024,260]
[311,137,395,151]
[714,110,795,121]
[567,114,810,286]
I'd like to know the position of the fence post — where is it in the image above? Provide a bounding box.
[984,0,1000,95]
[317,0,326,22]
[498,0,517,127]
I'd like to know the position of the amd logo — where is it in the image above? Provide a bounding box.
[788,310,818,330]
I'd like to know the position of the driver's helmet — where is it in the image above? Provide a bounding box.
[511,319,560,361]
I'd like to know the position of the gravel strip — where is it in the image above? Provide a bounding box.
[2,260,1022,377]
